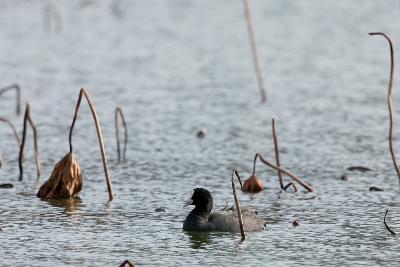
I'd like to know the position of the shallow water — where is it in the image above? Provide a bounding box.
[1,0,400,266]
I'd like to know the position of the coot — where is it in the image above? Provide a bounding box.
[183,188,266,232]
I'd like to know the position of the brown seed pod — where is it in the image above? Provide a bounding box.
[37,153,82,199]
[242,175,264,193]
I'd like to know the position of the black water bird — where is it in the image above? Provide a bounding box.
[183,188,266,232]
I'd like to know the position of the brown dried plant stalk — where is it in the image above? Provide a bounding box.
[18,103,41,181]
[232,169,246,242]
[272,118,298,192]
[0,117,21,146]
[272,118,284,189]
[252,153,314,192]
[0,84,21,115]
[243,0,267,103]
[69,88,114,201]
[369,32,400,185]
[384,209,397,236]
[115,106,128,163]
[118,260,135,267]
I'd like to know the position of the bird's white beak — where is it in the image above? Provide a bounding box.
[183,198,193,208]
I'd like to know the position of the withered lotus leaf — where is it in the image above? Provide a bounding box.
[242,175,264,193]
[37,153,82,199]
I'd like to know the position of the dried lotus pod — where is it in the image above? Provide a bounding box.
[242,175,264,193]
[37,153,82,199]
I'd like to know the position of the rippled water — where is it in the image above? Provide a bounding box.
[1,0,400,266]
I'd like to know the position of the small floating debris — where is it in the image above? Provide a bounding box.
[384,209,397,236]
[340,175,349,181]
[346,166,372,172]
[196,128,207,139]
[369,186,383,192]
[118,259,135,267]
[155,207,166,212]
[292,220,299,227]
[0,183,14,189]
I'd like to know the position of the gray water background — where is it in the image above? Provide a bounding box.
[1,0,400,266]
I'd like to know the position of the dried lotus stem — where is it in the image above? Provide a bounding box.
[384,209,397,236]
[243,0,267,103]
[272,118,284,189]
[118,259,135,267]
[0,84,21,115]
[18,103,41,181]
[283,182,298,192]
[115,106,128,163]
[369,32,400,186]
[232,169,245,242]
[69,88,114,201]
[252,153,314,192]
[0,116,21,146]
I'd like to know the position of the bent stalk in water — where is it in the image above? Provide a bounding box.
[18,103,41,181]
[0,116,21,146]
[0,84,21,115]
[384,209,397,236]
[69,88,114,201]
[272,118,298,192]
[243,0,267,103]
[369,32,400,186]
[252,153,314,192]
[232,169,246,242]
[115,106,128,163]
[272,118,284,189]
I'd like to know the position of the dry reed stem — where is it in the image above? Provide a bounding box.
[118,259,135,267]
[0,84,21,115]
[232,169,246,242]
[384,209,397,236]
[0,116,21,146]
[69,88,114,201]
[115,106,128,163]
[272,118,284,189]
[369,32,400,185]
[252,153,314,192]
[18,103,41,181]
[283,182,298,192]
[243,0,267,103]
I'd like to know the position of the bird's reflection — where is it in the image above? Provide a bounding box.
[186,231,211,249]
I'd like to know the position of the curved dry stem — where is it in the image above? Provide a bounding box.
[369,32,400,185]
[118,259,135,267]
[234,169,244,189]
[384,209,397,236]
[243,0,267,103]
[0,84,21,115]
[232,169,245,242]
[18,103,41,181]
[252,153,314,192]
[0,116,21,146]
[68,88,114,201]
[283,182,298,192]
[115,106,128,163]
[272,118,284,189]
